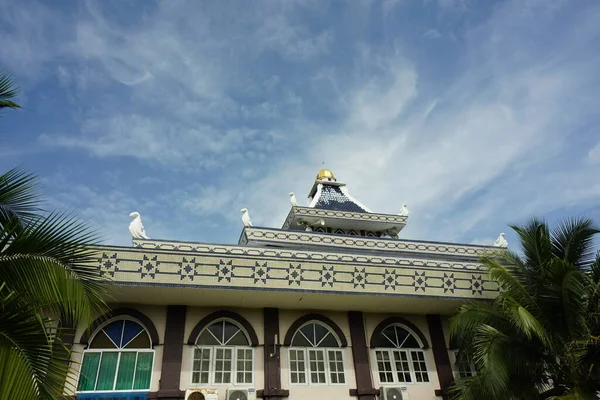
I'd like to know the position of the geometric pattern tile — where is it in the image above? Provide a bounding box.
[282,206,408,229]
[384,269,399,290]
[237,227,495,260]
[139,254,158,279]
[217,259,233,283]
[470,274,484,295]
[443,273,456,294]
[95,243,498,300]
[287,263,302,286]
[412,271,427,292]
[320,266,336,287]
[352,267,367,289]
[252,261,268,284]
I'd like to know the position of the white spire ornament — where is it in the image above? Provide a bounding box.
[241,208,253,227]
[493,232,508,248]
[128,211,149,239]
[289,192,298,207]
[399,204,409,217]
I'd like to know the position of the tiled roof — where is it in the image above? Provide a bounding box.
[313,185,368,213]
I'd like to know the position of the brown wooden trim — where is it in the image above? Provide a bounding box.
[426,314,454,400]
[159,305,186,394]
[370,316,429,349]
[257,389,290,398]
[186,310,259,346]
[261,308,289,399]
[348,311,377,400]
[80,307,160,346]
[283,313,348,347]
[349,388,381,396]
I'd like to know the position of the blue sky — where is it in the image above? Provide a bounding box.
[1,0,599,247]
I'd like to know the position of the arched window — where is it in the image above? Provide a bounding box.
[77,319,154,393]
[288,321,345,385]
[372,324,429,384]
[192,320,254,385]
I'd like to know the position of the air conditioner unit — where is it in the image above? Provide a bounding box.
[185,388,219,400]
[226,387,257,400]
[380,386,410,400]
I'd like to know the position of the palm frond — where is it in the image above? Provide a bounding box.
[0,73,21,110]
[0,283,73,400]
[483,255,542,316]
[0,211,108,323]
[502,296,553,348]
[551,217,599,270]
[452,217,600,399]
[537,259,590,339]
[589,251,600,284]
[510,217,552,273]
[0,168,42,227]
[449,301,513,348]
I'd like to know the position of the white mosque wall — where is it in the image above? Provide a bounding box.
[65,304,450,399]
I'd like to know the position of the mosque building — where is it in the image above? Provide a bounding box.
[67,169,499,400]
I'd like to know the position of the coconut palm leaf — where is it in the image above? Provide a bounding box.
[0,168,42,226]
[550,217,599,270]
[0,210,108,323]
[0,73,20,110]
[510,217,552,272]
[450,217,600,399]
[0,283,73,400]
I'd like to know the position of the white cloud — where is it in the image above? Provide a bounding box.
[2,0,600,247]
[470,237,496,246]
[424,29,442,38]
[589,142,600,164]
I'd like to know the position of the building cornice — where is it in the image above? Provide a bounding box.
[239,227,495,260]
[95,241,496,301]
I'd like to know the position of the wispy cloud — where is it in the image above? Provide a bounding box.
[1,0,599,247]
[589,142,600,164]
[424,29,442,38]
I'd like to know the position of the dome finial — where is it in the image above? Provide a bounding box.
[316,161,336,181]
[316,169,336,181]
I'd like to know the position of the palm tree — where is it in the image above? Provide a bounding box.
[450,217,600,400]
[0,73,20,110]
[0,74,107,399]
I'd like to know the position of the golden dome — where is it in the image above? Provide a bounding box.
[316,169,336,181]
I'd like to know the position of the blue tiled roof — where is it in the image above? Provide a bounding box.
[313,185,368,213]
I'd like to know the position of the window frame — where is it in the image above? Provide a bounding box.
[453,350,476,379]
[372,349,430,385]
[287,347,346,386]
[76,348,155,393]
[77,317,155,394]
[287,320,347,387]
[190,345,255,386]
[189,318,255,387]
[370,322,430,386]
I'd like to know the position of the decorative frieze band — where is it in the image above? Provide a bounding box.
[96,244,496,300]
[281,207,408,230]
[240,227,493,259]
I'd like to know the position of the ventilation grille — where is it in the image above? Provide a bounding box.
[228,390,248,400]
[383,387,403,400]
